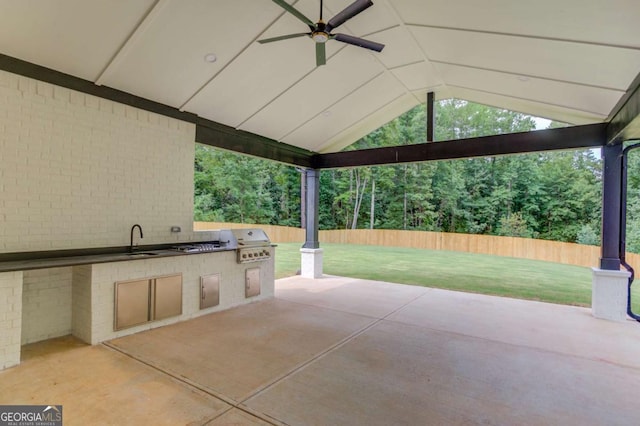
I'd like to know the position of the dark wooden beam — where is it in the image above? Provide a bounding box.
[426,91,435,142]
[0,54,198,123]
[195,120,314,167]
[0,54,314,167]
[0,53,615,169]
[607,70,640,144]
[312,123,607,169]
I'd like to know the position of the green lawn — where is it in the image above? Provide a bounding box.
[274,242,640,311]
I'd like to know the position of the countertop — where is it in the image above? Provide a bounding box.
[0,245,235,273]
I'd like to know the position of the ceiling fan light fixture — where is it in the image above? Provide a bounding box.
[312,32,329,43]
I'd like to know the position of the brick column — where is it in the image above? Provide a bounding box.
[0,271,23,370]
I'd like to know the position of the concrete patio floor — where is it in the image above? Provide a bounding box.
[2,275,640,425]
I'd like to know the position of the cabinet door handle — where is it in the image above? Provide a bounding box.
[202,286,205,300]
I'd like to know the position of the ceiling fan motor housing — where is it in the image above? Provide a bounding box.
[312,21,329,43]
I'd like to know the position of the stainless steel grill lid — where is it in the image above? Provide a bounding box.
[231,229,271,247]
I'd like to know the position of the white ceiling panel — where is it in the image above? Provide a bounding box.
[0,0,155,81]
[98,0,282,108]
[447,87,606,126]
[1,0,639,153]
[391,61,443,91]
[390,0,640,48]
[435,63,625,117]
[411,89,453,103]
[181,5,342,128]
[318,93,419,153]
[410,26,640,91]
[239,46,384,140]
[374,26,425,69]
[183,39,316,128]
[282,73,407,149]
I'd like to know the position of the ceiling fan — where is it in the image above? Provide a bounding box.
[258,0,385,66]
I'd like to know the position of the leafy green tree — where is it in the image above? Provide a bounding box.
[194,145,299,225]
[432,161,465,232]
[497,212,533,238]
[319,170,339,229]
[269,165,301,226]
[194,101,605,250]
[537,150,601,242]
[577,224,600,246]
[623,145,640,253]
[194,145,225,221]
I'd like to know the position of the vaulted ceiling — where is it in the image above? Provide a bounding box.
[1,0,639,154]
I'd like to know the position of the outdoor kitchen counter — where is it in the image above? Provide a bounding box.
[0,246,236,273]
[0,228,276,371]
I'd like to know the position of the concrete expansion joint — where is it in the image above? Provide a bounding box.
[277,297,380,320]
[7,280,640,424]
[101,341,282,425]
[101,341,234,402]
[242,289,431,405]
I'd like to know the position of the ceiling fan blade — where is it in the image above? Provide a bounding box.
[258,32,310,44]
[272,0,315,30]
[334,33,384,52]
[316,42,327,66]
[326,0,373,32]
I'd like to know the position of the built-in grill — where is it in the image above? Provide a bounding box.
[231,228,272,264]
[170,229,272,263]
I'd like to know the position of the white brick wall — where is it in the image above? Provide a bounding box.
[0,70,197,252]
[0,271,23,369]
[21,267,73,344]
[0,71,277,364]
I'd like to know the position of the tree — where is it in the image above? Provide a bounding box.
[623,145,640,253]
[349,168,370,229]
[537,150,601,242]
[497,212,533,238]
[577,224,600,246]
[194,100,605,251]
[194,145,299,225]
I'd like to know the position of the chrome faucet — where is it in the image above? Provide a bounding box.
[130,224,143,252]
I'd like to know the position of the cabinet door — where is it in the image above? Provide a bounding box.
[245,267,261,298]
[153,274,182,320]
[200,274,220,309]
[115,279,150,330]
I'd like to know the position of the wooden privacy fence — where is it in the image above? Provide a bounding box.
[194,222,640,269]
